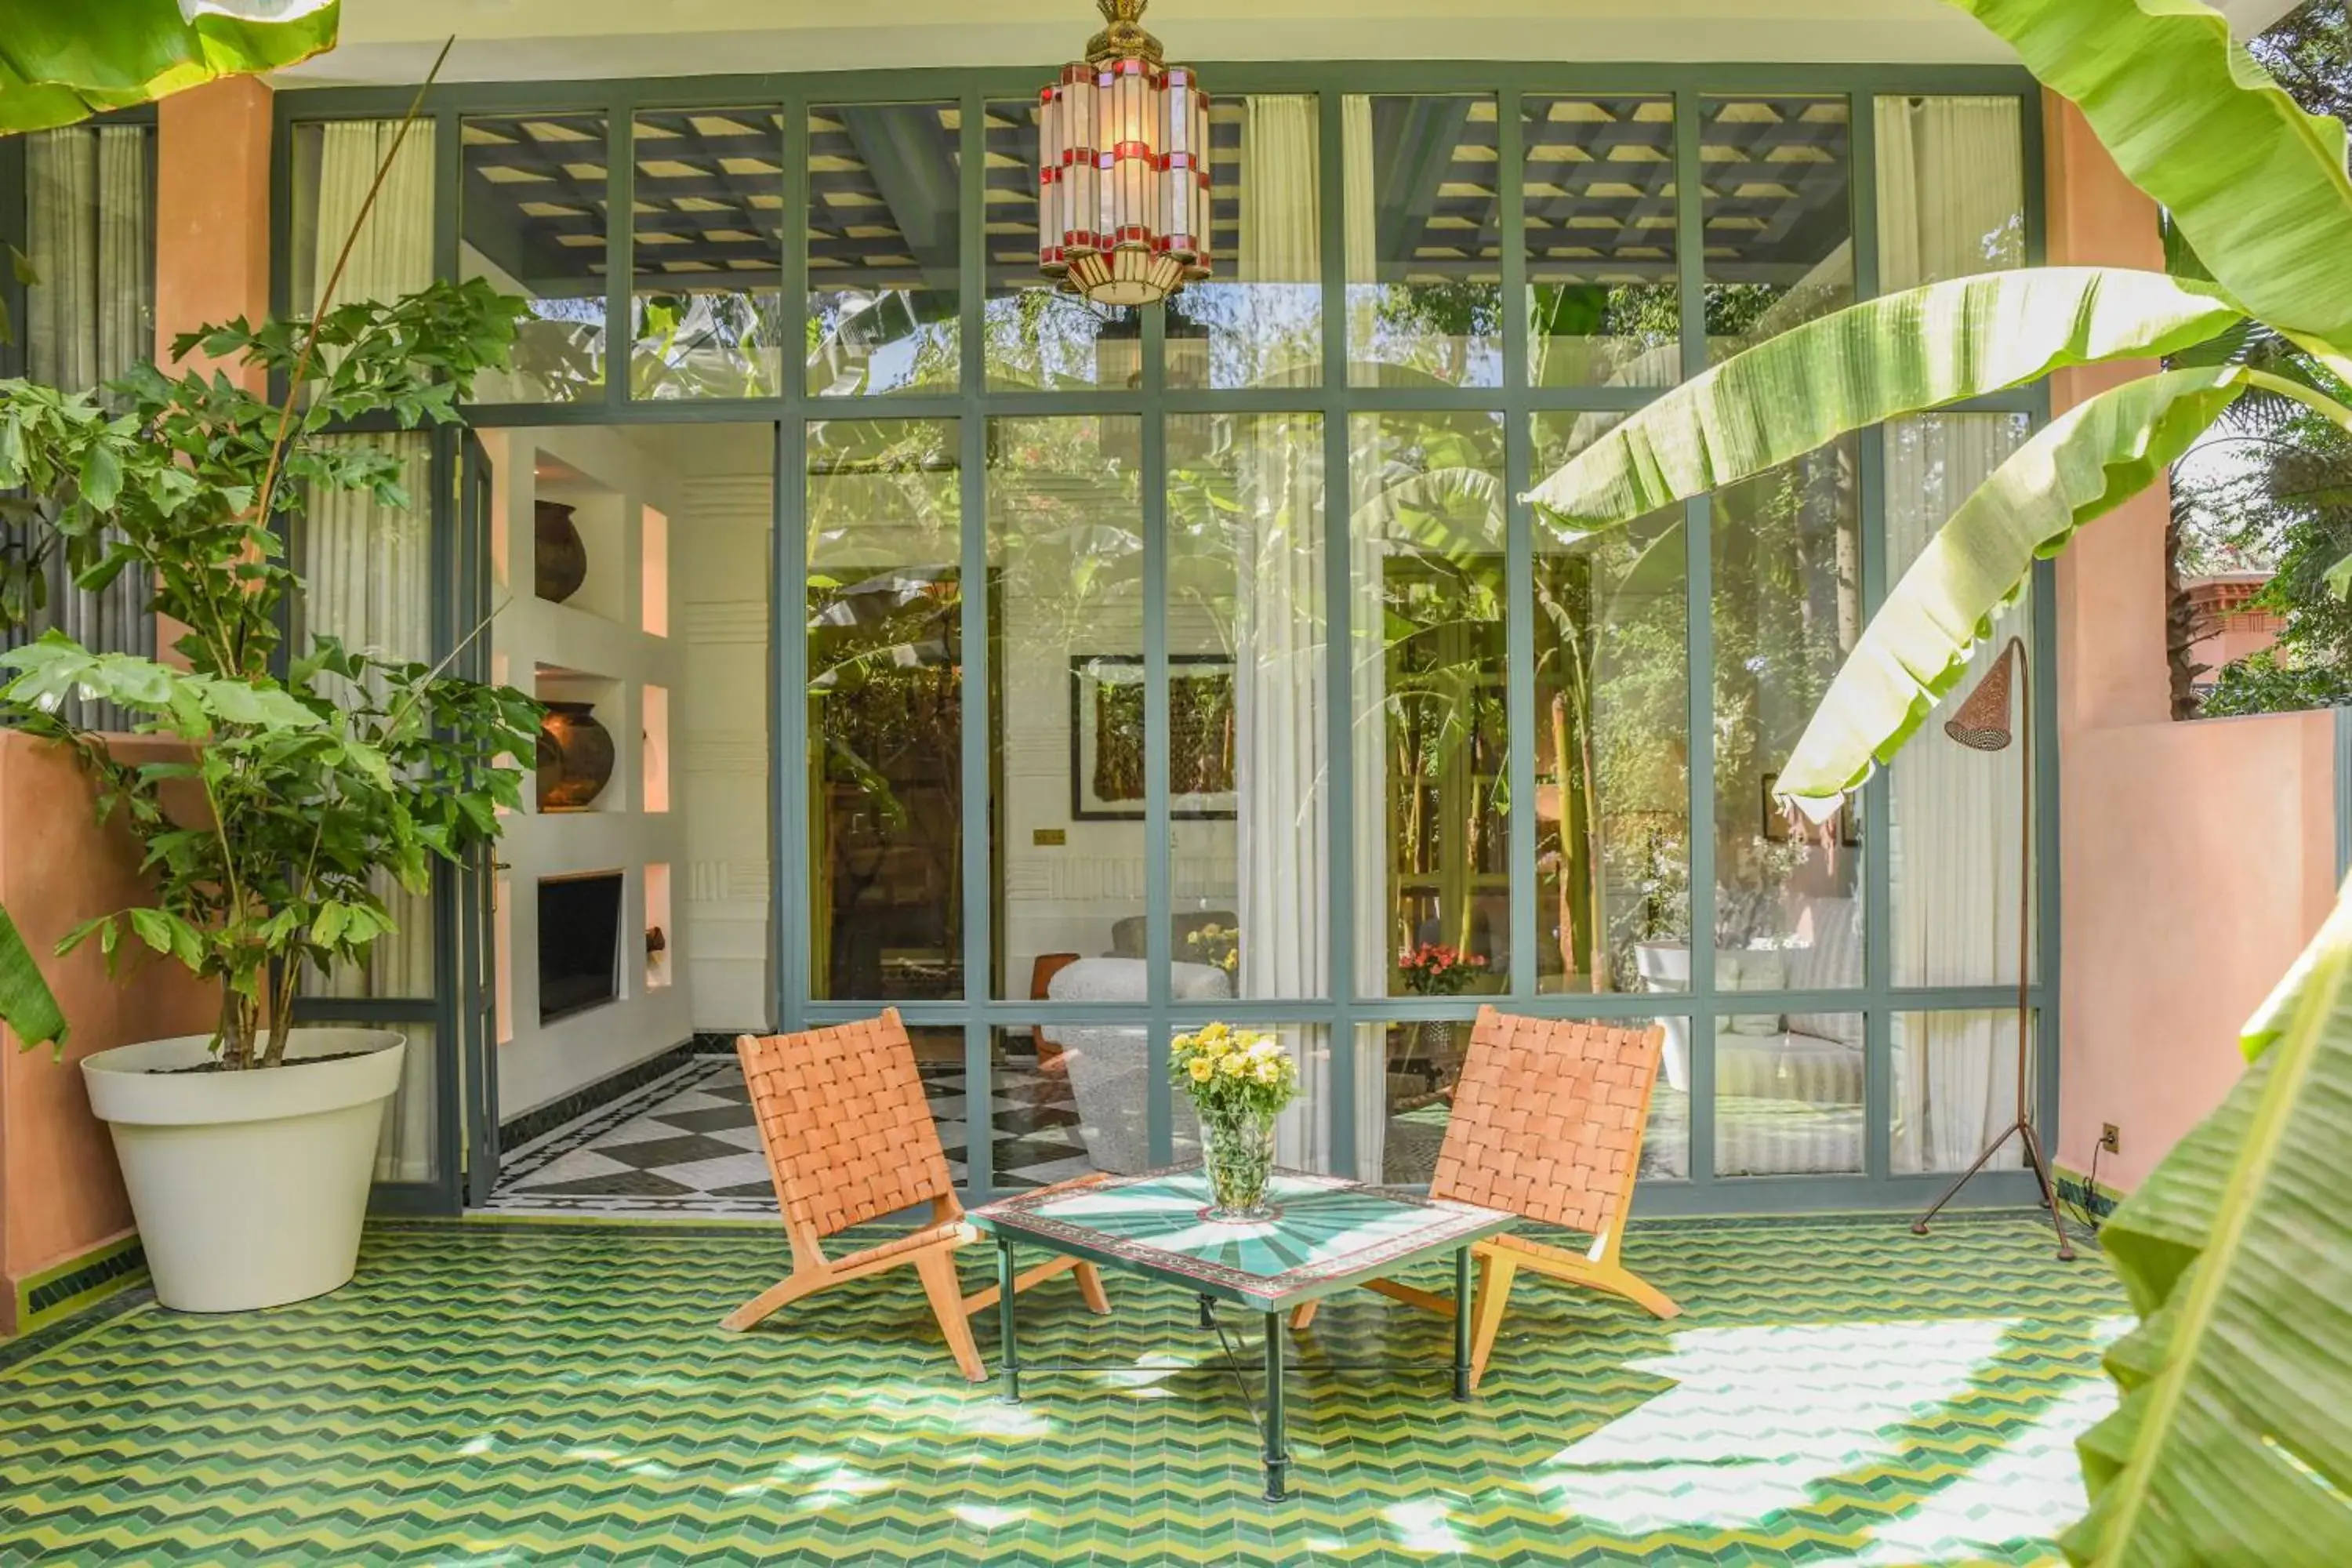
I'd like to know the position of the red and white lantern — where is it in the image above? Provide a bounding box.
[1037,1,1210,308]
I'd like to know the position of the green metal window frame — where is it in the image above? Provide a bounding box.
[267,60,2057,1216]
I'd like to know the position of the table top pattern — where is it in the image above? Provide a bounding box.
[970,1167,1515,1309]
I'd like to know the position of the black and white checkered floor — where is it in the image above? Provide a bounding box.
[482,1051,1098,1217]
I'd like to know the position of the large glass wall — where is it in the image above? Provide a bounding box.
[270,68,2047,1211]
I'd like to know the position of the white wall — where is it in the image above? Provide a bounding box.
[487,425,695,1117]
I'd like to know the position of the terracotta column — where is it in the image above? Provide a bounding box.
[154,76,274,385]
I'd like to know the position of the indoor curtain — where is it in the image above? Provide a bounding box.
[20,125,155,731]
[296,121,441,1182]
[1877,96,2028,1174]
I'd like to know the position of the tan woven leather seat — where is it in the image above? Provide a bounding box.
[1294,1006,1679,1389]
[724,1008,1110,1380]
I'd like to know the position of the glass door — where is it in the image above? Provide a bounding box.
[458,431,503,1204]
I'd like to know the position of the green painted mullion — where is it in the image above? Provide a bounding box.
[780,89,810,409]
[774,416,809,1034]
[433,107,462,286]
[1319,87,1359,1175]
[604,100,633,411]
[1500,90,1537,1003]
[1675,86,1715,1186]
[957,87,993,1195]
[1853,86,1894,1187]
[1142,301,1174,1167]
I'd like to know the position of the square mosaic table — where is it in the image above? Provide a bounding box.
[968,1166,1515,1501]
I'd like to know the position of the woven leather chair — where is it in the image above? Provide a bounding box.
[1294,1005,1679,1389]
[724,1009,1110,1380]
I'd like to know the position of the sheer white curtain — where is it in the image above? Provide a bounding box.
[295,122,442,1181]
[22,125,155,729]
[1877,96,2030,1173]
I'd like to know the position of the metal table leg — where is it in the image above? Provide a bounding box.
[1198,1293,1216,1329]
[1453,1245,1473,1400]
[1262,1310,1289,1501]
[996,1234,1020,1403]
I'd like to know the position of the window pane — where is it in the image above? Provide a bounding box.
[1165,95,1322,390]
[22,124,154,394]
[808,101,961,397]
[1893,1010,2030,1174]
[1352,412,1510,996]
[1715,1014,1864,1177]
[1875,96,2025,290]
[1532,415,1690,996]
[1523,95,1679,388]
[984,99,1136,389]
[1700,95,1851,361]
[1712,443,1863,977]
[1886,414,2036,985]
[1166,413,1326,999]
[807,418,963,1000]
[630,110,786,399]
[990,417,1146,999]
[989,1026,1098,1188]
[1344,95,1502,388]
[462,114,609,402]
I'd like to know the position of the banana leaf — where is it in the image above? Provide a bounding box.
[1773,366,2261,817]
[1523,268,2241,528]
[0,1,339,135]
[2059,870,2352,1564]
[0,902,67,1054]
[1948,0,2352,357]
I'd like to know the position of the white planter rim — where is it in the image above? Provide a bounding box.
[82,1028,406,1130]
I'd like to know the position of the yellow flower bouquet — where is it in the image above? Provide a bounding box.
[1168,1022,1298,1218]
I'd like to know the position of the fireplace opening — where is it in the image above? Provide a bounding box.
[539,871,623,1025]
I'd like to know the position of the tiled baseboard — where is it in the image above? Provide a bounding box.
[497,1037,719,1152]
[2053,1165,2125,1224]
[8,1235,147,1338]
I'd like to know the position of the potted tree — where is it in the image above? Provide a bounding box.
[0,278,535,1312]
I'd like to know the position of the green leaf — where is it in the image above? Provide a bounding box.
[1524,267,2241,528]
[0,902,67,1054]
[0,1,341,135]
[1773,368,2258,816]
[1948,0,2352,355]
[126,906,175,956]
[76,441,122,511]
[2059,869,2352,1565]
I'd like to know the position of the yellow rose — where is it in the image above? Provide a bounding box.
[1247,1038,1279,1061]
[1219,1054,1247,1076]
[1254,1060,1281,1085]
[1188,1058,1214,1082]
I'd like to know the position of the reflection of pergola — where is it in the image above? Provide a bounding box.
[456,92,1849,302]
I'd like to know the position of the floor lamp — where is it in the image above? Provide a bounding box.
[1910,636,2074,1261]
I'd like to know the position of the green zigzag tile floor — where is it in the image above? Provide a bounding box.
[0,1214,2125,1566]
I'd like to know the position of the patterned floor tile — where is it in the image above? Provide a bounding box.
[485,1054,1092,1217]
[0,1214,2125,1566]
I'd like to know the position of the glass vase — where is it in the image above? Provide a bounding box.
[1201,1109,1278,1220]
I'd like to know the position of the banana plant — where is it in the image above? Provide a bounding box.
[0,904,65,1054]
[1519,1,2352,1557]
[0,1,339,135]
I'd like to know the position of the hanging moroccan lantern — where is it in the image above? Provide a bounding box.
[1037,0,1210,308]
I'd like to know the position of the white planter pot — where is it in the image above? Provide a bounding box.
[82,1028,405,1313]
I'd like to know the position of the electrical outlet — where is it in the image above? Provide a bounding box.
[2100,1123,2121,1155]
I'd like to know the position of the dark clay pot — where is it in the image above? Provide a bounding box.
[535,499,587,604]
[536,701,615,811]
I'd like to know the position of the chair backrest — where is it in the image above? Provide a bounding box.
[736,1008,954,1244]
[1431,1006,1664,1239]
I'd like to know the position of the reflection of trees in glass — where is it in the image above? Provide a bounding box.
[1358,278,1501,387]
[633,290,783,398]
[807,420,964,997]
[807,285,957,396]
[1710,445,1859,945]
[984,289,1136,391]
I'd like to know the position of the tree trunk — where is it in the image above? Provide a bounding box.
[2165,481,2209,720]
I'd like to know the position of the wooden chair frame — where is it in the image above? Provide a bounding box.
[724,1010,1110,1381]
[1292,1007,1679,1389]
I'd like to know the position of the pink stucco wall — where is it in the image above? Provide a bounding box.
[0,78,273,1331]
[2045,94,2339,1191]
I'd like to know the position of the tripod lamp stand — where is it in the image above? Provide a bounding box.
[1909,636,2074,1261]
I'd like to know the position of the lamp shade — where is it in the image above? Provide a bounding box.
[1037,2,1210,308]
[1944,641,2018,752]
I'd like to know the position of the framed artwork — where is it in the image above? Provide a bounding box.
[1760,771,1861,848]
[1070,655,1237,821]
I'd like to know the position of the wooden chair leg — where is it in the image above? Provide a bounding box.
[1468,1252,1519,1392]
[722,1269,829,1333]
[1595,1265,1682,1321]
[914,1248,988,1384]
[1073,1261,1112,1316]
[1289,1300,1320,1331]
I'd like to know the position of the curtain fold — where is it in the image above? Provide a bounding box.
[20,125,155,731]
[1876,96,2030,1174]
[296,121,442,1183]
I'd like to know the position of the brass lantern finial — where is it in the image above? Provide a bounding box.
[1087,0,1164,66]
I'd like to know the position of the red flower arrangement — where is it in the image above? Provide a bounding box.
[1397,942,1489,996]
